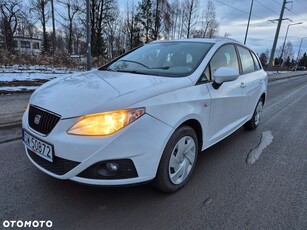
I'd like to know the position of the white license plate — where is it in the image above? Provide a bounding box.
[22,130,54,162]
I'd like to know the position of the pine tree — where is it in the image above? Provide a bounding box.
[259,53,268,67]
[136,0,154,43]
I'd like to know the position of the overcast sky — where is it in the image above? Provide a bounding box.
[119,0,307,57]
[46,0,307,58]
[207,0,307,56]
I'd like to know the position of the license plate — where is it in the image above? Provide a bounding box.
[22,129,54,162]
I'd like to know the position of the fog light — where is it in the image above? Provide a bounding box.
[78,159,138,179]
[106,162,118,173]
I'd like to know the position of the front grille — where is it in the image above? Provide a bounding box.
[28,105,61,135]
[27,149,80,175]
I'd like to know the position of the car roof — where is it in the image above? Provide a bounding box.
[150,37,241,45]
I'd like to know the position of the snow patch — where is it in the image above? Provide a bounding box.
[247,131,273,165]
[0,86,39,91]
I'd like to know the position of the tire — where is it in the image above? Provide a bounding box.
[153,126,198,193]
[244,98,263,130]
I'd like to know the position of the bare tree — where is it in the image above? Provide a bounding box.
[58,0,82,54]
[17,10,37,38]
[182,0,199,38]
[0,0,23,51]
[50,0,56,54]
[123,2,141,50]
[202,0,218,38]
[152,0,172,40]
[105,7,120,59]
[276,41,294,64]
[136,0,153,43]
[30,0,50,54]
[89,0,118,58]
[169,0,180,39]
[283,41,294,62]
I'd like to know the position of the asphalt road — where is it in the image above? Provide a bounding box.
[0,76,307,230]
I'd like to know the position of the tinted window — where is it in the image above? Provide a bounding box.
[209,45,239,80]
[237,46,255,74]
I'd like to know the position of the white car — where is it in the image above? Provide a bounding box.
[22,38,267,193]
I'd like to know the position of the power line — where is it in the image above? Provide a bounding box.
[271,0,281,6]
[255,0,280,15]
[285,8,307,23]
[295,0,306,8]
[214,0,266,20]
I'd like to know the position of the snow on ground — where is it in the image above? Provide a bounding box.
[0,86,39,92]
[0,65,75,74]
[0,72,68,82]
[0,65,82,92]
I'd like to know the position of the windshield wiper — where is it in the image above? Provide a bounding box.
[150,66,170,70]
[99,67,116,72]
[116,69,159,76]
[119,60,149,69]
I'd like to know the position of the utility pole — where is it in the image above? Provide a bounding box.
[295,37,307,71]
[279,22,302,64]
[244,0,254,45]
[268,0,288,68]
[86,0,91,71]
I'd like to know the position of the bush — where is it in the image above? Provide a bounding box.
[0,49,87,70]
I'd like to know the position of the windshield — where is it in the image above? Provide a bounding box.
[101,42,213,77]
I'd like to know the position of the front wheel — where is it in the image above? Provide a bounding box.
[153,126,198,193]
[244,99,263,130]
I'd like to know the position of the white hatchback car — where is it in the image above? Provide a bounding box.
[22,38,267,193]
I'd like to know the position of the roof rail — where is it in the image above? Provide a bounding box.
[215,37,240,43]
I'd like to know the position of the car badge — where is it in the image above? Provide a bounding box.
[34,115,42,125]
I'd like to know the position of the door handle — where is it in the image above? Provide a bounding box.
[259,80,263,85]
[240,82,246,88]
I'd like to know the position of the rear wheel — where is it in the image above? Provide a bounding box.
[244,99,263,130]
[153,126,198,193]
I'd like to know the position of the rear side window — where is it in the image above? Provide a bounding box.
[237,46,255,74]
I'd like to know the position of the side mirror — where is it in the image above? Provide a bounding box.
[212,67,240,89]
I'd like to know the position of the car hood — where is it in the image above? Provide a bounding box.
[30,70,191,118]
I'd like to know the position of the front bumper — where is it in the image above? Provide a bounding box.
[22,111,173,185]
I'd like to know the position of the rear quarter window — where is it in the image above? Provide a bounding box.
[251,52,262,70]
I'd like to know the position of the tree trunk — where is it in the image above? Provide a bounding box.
[51,0,56,55]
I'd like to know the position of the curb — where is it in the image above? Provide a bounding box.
[0,122,21,130]
[0,137,21,145]
[0,124,22,144]
[268,72,306,82]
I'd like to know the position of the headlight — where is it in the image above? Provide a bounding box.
[67,108,145,136]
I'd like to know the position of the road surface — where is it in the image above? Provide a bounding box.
[0,76,306,229]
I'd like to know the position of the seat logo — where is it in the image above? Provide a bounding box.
[34,115,42,125]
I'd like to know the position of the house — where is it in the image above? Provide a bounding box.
[13,36,42,55]
[0,36,42,55]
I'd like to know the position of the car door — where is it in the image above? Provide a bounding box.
[203,44,247,147]
[236,46,262,117]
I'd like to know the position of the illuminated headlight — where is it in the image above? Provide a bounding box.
[67,108,145,136]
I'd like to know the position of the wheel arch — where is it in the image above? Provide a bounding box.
[178,119,203,151]
[261,93,266,105]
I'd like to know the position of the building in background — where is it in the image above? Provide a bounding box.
[0,36,42,55]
